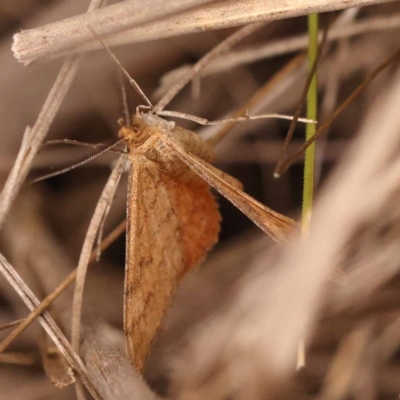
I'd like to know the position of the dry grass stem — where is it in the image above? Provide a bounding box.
[12,0,211,65]
[71,155,126,353]
[13,0,395,64]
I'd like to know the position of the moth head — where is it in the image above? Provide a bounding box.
[117,116,147,142]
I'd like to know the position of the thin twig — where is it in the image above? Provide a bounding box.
[0,318,23,331]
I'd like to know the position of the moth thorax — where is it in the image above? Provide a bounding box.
[118,126,136,140]
[144,140,189,178]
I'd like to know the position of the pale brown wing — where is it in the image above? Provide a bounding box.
[166,141,296,243]
[124,157,220,370]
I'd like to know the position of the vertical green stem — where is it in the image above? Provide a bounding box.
[302,14,318,233]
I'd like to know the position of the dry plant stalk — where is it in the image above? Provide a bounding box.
[71,155,127,358]
[12,0,212,65]
[12,0,395,65]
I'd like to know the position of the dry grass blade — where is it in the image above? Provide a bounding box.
[0,126,31,227]
[71,155,127,352]
[0,0,104,229]
[0,253,102,399]
[12,0,211,65]
[13,0,395,64]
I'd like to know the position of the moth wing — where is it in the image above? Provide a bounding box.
[166,141,296,243]
[124,157,220,370]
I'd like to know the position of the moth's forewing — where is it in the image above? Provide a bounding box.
[124,155,220,370]
[165,139,296,243]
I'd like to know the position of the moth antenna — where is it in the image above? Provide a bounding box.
[119,69,131,127]
[31,138,126,183]
[88,26,153,108]
[157,110,315,126]
[156,111,208,125]
[43,139,121,152]
[274,23,330,178]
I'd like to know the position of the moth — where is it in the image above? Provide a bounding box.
[34,27,298,371]
[118,110,296,370]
